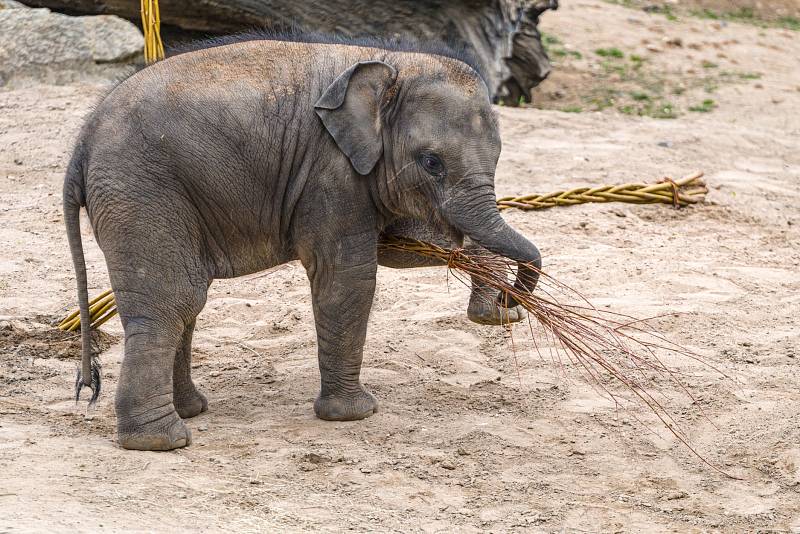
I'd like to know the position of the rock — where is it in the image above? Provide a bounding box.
[664,490,688,501]
[664,36,683,47]
[302,452,328,464]
[0,2,142,87]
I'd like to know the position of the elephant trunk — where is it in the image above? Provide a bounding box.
[444,188,542,307]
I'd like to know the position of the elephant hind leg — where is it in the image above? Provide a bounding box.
[115,315,192,451]
[173,319,208,419]
[109,262,209,450]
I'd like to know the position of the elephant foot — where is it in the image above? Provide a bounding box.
[117,408,192,451]
[314,386,378,421]
[174,387,208,419]
[467,291,527,326]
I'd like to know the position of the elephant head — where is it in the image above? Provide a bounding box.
[315,56,542,301]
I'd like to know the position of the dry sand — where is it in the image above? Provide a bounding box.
[1,1,799,531]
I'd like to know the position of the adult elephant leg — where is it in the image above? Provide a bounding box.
[304,234,379,421]
[173,318,208,419]
[379,218,526,325]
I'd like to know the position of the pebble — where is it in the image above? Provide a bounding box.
[664,491,689,501]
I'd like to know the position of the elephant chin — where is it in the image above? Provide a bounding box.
[444,196,542,307]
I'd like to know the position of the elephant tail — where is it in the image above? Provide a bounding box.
[63,149,101,406]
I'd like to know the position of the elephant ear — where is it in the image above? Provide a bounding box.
[315,61,398,175]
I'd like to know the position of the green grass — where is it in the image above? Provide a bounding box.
[618,100,677,119]
[649,102,677,119]
[561,106,584,113]
[542,32,562,47]
[777,16,800,30]
[701,60,718,69]
[691,7,799,30]
[660,5,678,21]
[692,8,719,19]
[738,72,762,80]
[551,48,583,59]
[601,61,629,77]
[596,47,625,59]
[630,91,650,101]
[588,90,618,111]
[640,3,678,21]
[542,32,583,60]
[688,99,716,113]
[602,0,799,31]
[691,7,757,22]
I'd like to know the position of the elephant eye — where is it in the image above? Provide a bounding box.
[418,152,446,177]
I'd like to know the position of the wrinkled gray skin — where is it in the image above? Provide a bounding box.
[63,39,541,450]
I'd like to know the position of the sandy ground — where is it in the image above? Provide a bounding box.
[1,1,799,532]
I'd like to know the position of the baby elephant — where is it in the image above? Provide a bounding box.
[64,34,541,450]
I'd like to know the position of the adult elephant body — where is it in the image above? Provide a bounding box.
[64,34,542,450]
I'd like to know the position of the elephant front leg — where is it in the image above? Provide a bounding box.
[463,239,527,325]
[305,242,379,421]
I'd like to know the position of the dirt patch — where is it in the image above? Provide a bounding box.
[607,0,800,25]
[533,0,796,115]
[0,317,117,403]
[0,317,117,361]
